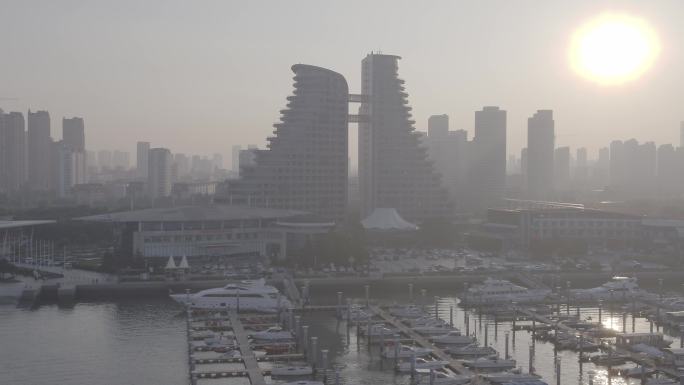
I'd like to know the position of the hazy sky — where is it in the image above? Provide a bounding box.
[2,0,683,167]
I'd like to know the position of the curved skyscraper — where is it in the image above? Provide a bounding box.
[358,53,450,221]
[221,64,349,221]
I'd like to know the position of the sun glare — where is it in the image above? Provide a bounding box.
[570,12,660,85]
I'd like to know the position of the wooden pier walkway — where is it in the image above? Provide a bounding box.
[370,306,472,375]
[228,312,267,385]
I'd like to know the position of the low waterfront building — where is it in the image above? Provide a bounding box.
[480,207,643,249]
[78,205,334,262]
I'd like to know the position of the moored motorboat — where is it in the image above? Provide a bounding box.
[389,305,426,319]
[395,358,449,372]
[412,324,457,336]
[461,278,550,306]
[462,357,516,370]
[446,344,496,358]
[415,370,471,385]
[281,381,324,385]
[430,331,476,346]
[271,365,314,376]
[571,276,646,301]
[361,324,399,337]
[250,326,294,341]
[170,278,291,312]
[382,344,433,359]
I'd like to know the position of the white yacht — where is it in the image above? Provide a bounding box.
[463,357,516,370]
[415,371,471,385]
[382,344,433,359]
[405,317,448,327]
[430,331,476,346]
[249,326,294,342]
[362,324,399,337]
[170,279,292,312]
[389,305,427,319]
[395,358,449,372]
[343,306,372,322]
[271,365,314,376]
[462,278,550,305]
[446,344,497,358]
[412,324,457,336]
[570,276,645,301]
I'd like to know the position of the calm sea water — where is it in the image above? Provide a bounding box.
[0,299,189,385]
[1,292,681,385]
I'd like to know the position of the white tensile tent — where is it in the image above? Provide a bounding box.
[164,256,177,270]
[361,208,418,231]
[178,256,190,269]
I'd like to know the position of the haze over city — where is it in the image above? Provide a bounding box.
[2,0,684,161]
[5,2,684,385]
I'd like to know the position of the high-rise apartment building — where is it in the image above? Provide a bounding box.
[657,144,679,194]
[575,147,588,182]
[148,147,173,199]
[61,117,86,192]
[221,64,349,220]
[424,115,469,211]
[609,140,625,187]
[112,150,130,170]
[526,110,555,199]
[173,153,190,179]
[212,153,223,170]
[231,145,241,173]
[136,141,150,178]
[554,146,570,190]
[54,140,86,197]
[427,114,449,138]
[469,106,507,211]
[27,110,52,191]
[594,146,610,186]
[0,111,26,192]
[358,53,450,221]
[97,150,113,170]
[610,139,657,196]
[62,117,85,151]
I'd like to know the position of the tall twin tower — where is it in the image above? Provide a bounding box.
[220,53,450,222]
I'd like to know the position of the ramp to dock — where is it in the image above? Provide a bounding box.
[282,275,302,307]
[370,306,471,375]
[228,312,267,385]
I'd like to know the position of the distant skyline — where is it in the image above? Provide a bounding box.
[2,1,683,166]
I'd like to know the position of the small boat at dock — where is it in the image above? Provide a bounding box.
[446,344,497,358]
[395,358,449,372]
[382,344,433,358]
[249,326,294,342]
[463,357,516,371]
[271,365,314,376]
[430,331,476,346]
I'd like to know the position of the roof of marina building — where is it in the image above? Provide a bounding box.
[78,205,311,223]
[0,220,56,229]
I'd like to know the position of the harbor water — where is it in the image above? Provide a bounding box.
[2,290,683,385]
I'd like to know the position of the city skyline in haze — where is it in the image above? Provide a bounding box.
[2,1,683,165]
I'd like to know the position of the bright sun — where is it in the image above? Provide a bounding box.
[570,12,661,85]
